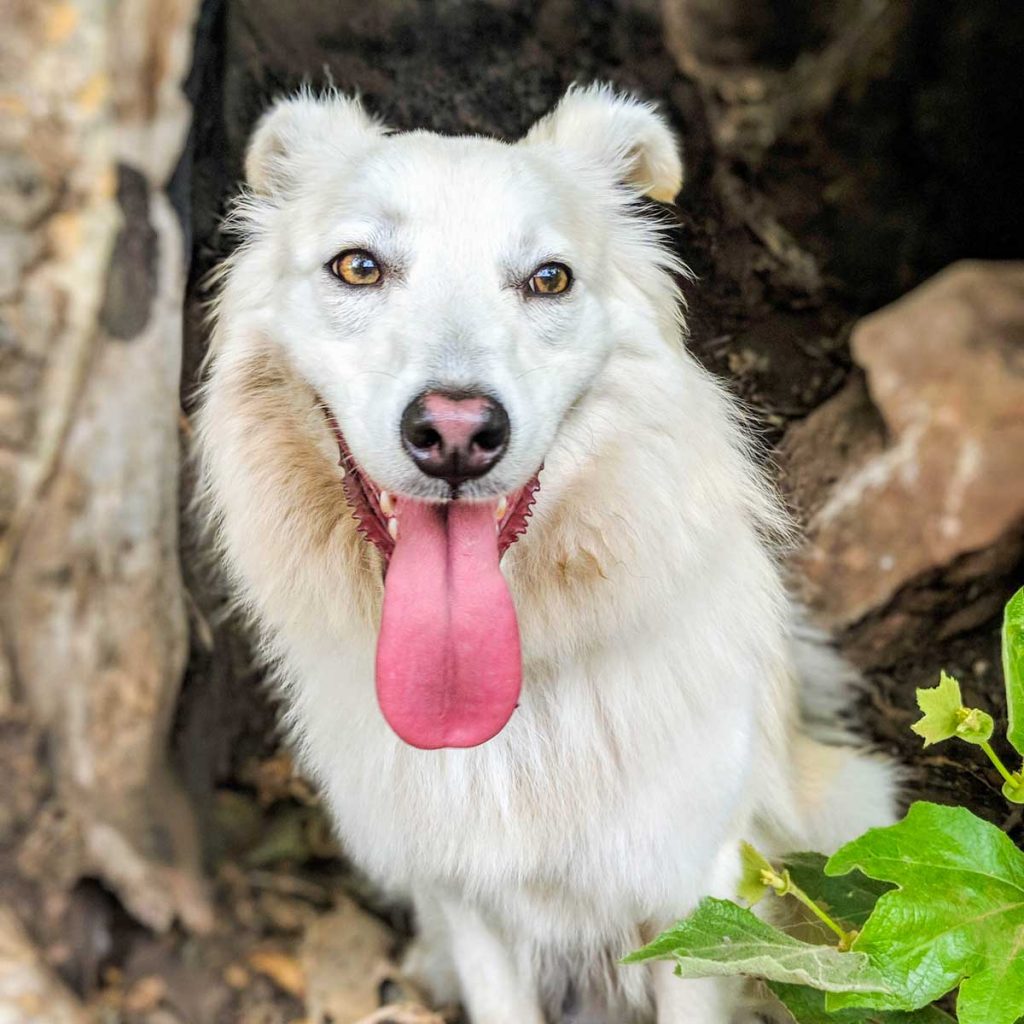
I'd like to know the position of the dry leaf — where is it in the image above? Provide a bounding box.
[353,1004,447,1024]
[223,963,251,989]
[247,949,306,998]
[300,896,395,1022]
[123,975,167,1013]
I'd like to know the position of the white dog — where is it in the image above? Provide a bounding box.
[197,84,895,1023]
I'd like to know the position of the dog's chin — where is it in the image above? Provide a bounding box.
[326,413,541,570]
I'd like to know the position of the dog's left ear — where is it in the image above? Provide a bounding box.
[522,84,683,202]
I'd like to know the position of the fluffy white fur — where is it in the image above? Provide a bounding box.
[197,84,896,1023]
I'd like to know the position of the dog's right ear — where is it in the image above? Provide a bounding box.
[245,91,384,197]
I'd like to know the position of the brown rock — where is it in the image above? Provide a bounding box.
[781,260,1024,628]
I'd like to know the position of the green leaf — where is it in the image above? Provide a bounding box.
[623,898,891,994]
[738,841,775,905]
[770,983,955,1024]
[825,801,1024,1024]
[1005,586,1024,758]
[785,852,893,930]
[910,672,963,747]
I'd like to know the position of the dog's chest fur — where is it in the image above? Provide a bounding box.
[280,536,777,945]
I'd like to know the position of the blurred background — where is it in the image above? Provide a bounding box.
[1,0,1022,1021]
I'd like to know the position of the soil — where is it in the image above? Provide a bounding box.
[4,0,1022,1021]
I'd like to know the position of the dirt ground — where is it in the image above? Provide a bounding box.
[2,1,1022,1021]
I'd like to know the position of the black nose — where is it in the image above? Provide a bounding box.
[400,391,510,486]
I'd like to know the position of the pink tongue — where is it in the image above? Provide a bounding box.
[376,500,522,749]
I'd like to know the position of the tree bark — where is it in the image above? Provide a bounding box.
[1,0,208,933]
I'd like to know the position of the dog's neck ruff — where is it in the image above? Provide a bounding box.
[325,410,540,750]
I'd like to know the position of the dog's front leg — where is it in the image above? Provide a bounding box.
[652,967,738,1024]
[439,896,545,1024]
[651,841,746,1024]
[402,890,460,1004]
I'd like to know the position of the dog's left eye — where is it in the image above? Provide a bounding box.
[329,249,383,286]
[527,262,572,296]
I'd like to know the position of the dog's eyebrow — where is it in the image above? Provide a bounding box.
[363,214,404,247]
[346,215,410,268]
[319,211,405,254]
[502,231,539,264]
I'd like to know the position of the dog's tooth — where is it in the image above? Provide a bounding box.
[380,491,394,517]
[495,496,508,520]
[388,517,399,541]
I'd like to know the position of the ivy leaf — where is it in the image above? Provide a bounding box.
[910,672,964,746]
[825,802,1024,1024]
[623,898,891,994]
[1005,586,1024,758]
[770,983,954,1024]
[785,852,893,930]
[775,858,938,1022]
[911,672,994,747]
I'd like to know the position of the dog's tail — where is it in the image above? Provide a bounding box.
[790,611,866,744]
[765,610,901,854]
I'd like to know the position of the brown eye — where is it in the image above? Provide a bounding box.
[330,249,382,286]
[527,262,572,296]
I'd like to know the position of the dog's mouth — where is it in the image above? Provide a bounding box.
[328,414,540,751]
[331,420,539,563]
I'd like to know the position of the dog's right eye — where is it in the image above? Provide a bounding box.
[329,250,383,286]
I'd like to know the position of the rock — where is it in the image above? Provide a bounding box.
[781,261,1024,630]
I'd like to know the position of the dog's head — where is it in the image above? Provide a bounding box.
[206,85,684,750]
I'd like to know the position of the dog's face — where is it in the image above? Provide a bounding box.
[216,86,683,749]
[241,86,681,505]
[257,132,608,507]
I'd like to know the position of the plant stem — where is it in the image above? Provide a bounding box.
[980,740,1015,785]
[764,869,856,949]
[786,881,853,947]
